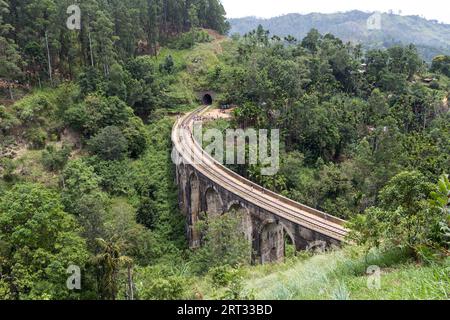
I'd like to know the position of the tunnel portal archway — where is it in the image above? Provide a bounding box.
[202,94,213,105]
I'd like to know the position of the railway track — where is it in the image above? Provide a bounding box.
[172,106,349,242]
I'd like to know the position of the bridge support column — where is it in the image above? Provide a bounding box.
[257,221,285,264]
[188,173,201,248]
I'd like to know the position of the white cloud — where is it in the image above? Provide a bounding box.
[221,0,450,24]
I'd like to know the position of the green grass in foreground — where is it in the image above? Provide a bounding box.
[203,247,449,300]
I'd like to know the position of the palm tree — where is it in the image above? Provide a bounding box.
[93,238,134,300]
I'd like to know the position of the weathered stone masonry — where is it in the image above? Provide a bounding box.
[175,162,341,264]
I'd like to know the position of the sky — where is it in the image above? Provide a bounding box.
[221,0,450,24]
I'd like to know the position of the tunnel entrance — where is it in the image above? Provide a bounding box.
[202,94,213,105]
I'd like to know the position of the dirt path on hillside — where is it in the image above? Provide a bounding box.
[202,107,235,121]
[204,28,227,54]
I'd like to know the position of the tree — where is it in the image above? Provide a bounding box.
[88,126,128,161]
[103,199,157,266]
[348,171,439,251]
[1,0,229,86]
[195,0,230,34]
[61,159,103,212]
[0,0,22,98]
[366,89,389,125]
[431,55,450,77]
[0,183,89,300]
[160,55,175,74]
[122,117,148,158]
[87,159,136,196]
[90,10,117,76]
[93,238,132,300]
[136,198,158,230]
[41,144,72,172]
[301,29,322,54]
[66,94,133,137]
[429,174,450,248]
[191,213,252,274]
[72,193,109,251]
[106,63,127,100]
[78,67,102,96]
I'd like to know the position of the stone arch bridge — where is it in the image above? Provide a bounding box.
[172,106,348,264]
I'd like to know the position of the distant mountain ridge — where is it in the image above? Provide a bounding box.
[228,10,450,61]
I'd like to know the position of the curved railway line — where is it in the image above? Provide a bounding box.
[172,106,349,242]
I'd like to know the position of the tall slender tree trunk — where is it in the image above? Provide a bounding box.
[127,265,134,300]
[89,31,94,67]
[45,31,53,84]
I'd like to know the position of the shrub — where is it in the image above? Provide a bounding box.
[134,266,189,300]
[61,159,103,212]
[63,103,88,132]
[13,92,55,125]
[429,174,450,248]
[209,265,241,288]
[25,127,47,149]
[167,30,211,50]
[136,198,158,230]
[87,158,136,196]
[65,94,133,136]
[88,126,128,161]
[429,81,440,90]
[209,266,254,300]
[190,213,252,274]
[0,158,16,182]
[160,55,175,74]
[431,55,450,77]
[41,144,72,172]
[0,105,20,134]
[122,117,148,158]
[140,276,186,300]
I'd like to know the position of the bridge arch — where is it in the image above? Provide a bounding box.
[204,186,223,218]
[226,200,249,214]
[281,223,296,257]
[280,222,296,249]
[259,220,285,264]
[227,202,253,243]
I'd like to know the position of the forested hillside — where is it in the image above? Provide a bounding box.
[229,11,450,61]
[0,1,449,300]
[204,27,449,298]
[211,27,450,221]
[0,0,234,300]
[0,0,229,96]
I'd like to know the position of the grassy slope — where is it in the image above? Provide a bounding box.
[240,248,449,300]
[153,37,226,112]
[197,247,449,300]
